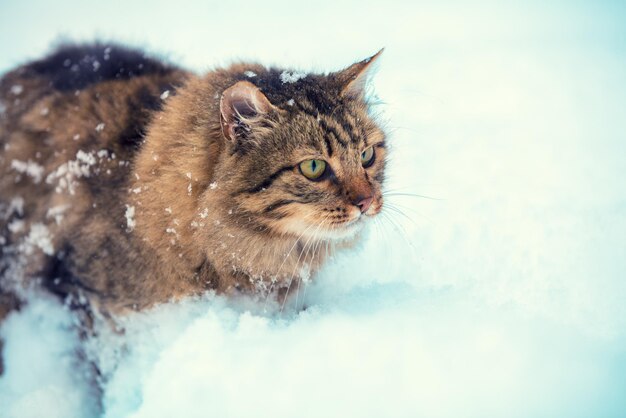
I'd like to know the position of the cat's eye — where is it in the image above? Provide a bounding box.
[299,159,327,180]
[361,146,375,167]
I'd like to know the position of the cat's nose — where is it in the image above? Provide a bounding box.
[354,196,373,214]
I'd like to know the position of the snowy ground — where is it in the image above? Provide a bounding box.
[1,1,626,417]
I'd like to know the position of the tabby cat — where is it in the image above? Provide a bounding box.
[0,43,386,324]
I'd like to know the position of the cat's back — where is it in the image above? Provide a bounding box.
[0,42,188,138]
[0,43,189,275]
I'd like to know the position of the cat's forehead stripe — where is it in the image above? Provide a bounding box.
[331,110,361,142]
[342,110,367,142]
[323,135,333,157]
[317,118,349,147]
[284,86,372,149]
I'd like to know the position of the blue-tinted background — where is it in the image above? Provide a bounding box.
[1,1,625,417]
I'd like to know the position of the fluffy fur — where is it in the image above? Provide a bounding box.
[0,43,386,322]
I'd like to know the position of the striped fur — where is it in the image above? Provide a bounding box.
[0,43,386,320]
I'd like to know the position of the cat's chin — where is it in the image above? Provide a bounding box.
[279,216,367,243]
[318,221,364,242]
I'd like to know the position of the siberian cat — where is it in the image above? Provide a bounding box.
[0,43,386,325]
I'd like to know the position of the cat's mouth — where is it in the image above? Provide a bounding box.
[274,199,382,242]
[319,197,384,239]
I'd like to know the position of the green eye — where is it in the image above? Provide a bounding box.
[361,146,375,167]
[299,159,327,180]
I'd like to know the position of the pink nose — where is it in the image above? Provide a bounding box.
[355,196,373,214]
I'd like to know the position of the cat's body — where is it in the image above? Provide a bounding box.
[0,43,386,323]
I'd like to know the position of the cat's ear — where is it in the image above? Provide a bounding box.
[220,81,275,142]
[337,48,384,100]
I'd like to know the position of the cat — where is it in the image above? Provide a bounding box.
[0,43,387,327]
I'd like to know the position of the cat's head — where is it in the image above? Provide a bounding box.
[215,51,386,241]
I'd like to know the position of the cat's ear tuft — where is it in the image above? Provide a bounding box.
[220,81,274,142]
[337,48,384,100]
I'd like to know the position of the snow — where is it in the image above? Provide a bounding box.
[244,70,257,78]
[1,1,626,417]
[0,294,99,418]
[10,160,44,184]
[46,205,70,225]
[279,70,307,84]
[46,150,103,195]
[22,223,54,256]
[124,205,136,232]
[7,220,24,234]
[1,197,24,219]
[10,85,23,96]
[76,150,96,166]
[159,90,169,100]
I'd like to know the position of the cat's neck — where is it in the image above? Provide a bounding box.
[199,213,334,293]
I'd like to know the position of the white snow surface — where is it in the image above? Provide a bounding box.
[1,1,626,417]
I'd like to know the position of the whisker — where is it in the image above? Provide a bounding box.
[383,191,443,201]
[386,199,435,225]
[383,203,426,227]
[263,212,320,312]
[281,213,330,313]
[378,210,415,249]
[299,224,325,311]
[296,215,329,309]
